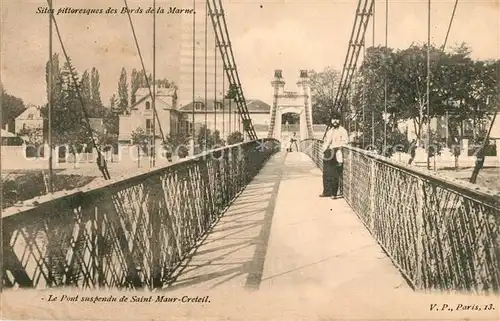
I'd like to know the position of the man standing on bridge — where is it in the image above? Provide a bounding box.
[320,112,348,199]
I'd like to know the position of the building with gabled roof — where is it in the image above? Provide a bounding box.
[178,98,271,138]
[15,105,44,134]
[118,86,189,144]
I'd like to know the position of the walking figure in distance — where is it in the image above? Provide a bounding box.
[288,132,299,152]
[320,112,348,199]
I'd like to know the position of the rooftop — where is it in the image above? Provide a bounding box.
[179,98,270,113]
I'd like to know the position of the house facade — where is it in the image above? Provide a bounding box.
[179,98,271,139]
[15,106,44,134]
[118,86,188,144]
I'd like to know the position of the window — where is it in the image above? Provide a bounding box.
[214,102,223,111]
[145,101,151,110]
[194,102,203,110]
[27,113,34,120]
[146,119,153,135]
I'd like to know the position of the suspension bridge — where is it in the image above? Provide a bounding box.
[2,0,499,318]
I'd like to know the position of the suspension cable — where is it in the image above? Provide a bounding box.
[383,0,388,154]
[207,0,258,140]
[324,0,374,139]
[371,0,375,146]
[362,44,366,147]
[204,1,208,150]
[215,31,221,140]
[48,6,111,180]
[224,67,230,136]
[192,0,196,150]
[151,0,156,167]
[442,0,459,51]
[123,0,167,148]
[426,0,431,169]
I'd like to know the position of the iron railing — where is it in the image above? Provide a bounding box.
[300,138,500,294]
[2,139,280,290]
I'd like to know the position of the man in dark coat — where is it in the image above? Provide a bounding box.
[319,112,348,199]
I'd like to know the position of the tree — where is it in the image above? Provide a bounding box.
[118,67,128,114]
[90,67,103,114]
[103,107,119,136]
[0,85,26,131]
[18,126,44,145]
[281,113,300,124]
[96,131,117,162]
[54,58,90,165]
[155,78,178,89]
[390,44,462,143]
[104,94,120,136]
[165,131,189,159]
[109,94,119,114]
[350,43,497,154]
[309,67,341,124]
[227,131,243,145]
[197,125,214,150]
[80,70,91,102]
[80,70,93,115]
[45,53,63,107]
[213,129,223,146]
[131,127,150,168]
[130,69,141,105]
[351,46,392,149]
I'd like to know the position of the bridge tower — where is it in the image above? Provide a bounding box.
[267,70,314,140]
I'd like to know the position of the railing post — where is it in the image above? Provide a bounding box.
[93,204,105,288]
[348,148,352,201]
[147,177,163,289]
[414,178,426,290]
[369,157,376,231]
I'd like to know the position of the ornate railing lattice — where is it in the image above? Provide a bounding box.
[300,138,500,294]
[3,139,280,290]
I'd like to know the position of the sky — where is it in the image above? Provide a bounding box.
[1,0,499,107]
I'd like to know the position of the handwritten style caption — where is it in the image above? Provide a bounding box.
[44,294,210,304]
[36,6,195,15]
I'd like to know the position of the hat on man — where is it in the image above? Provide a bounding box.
[331,111,341,120]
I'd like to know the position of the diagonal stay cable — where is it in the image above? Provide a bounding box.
[337,0,372,112]
[324,0,374,139]
[48,4,111,180]
[442,0,459,52]
[216,0,250,118]
[343,1,373,103]
[207,0,258,140]
[207,1,244,117]
[123,0,167,146]
[331,0,365,115]
[337,0,373,114]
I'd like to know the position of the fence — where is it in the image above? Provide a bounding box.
[300,138,500,294]
[2,139,280,290]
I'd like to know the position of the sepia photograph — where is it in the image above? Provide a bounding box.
[1,0,499,320]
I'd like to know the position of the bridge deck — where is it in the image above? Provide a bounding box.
[170,151,411,294]
[4,151,497,320]
[165,151,448,318]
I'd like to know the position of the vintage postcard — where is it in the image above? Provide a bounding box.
[1,0,499,320]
